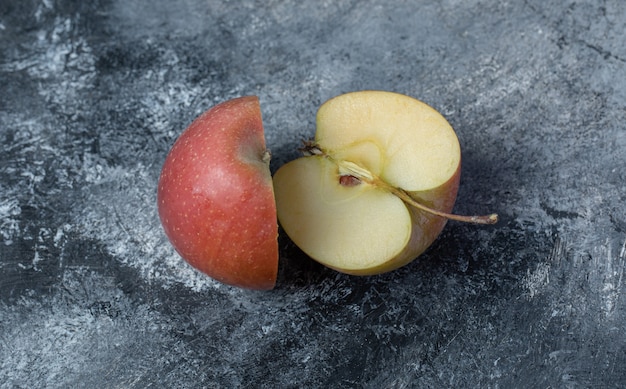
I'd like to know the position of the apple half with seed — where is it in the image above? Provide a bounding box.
[273,90,497,276]
[157,96,278,290]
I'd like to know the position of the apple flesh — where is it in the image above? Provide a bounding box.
[273,91,496,275]
[157,96,278,290]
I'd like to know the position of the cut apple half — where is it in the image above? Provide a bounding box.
[273,91,497,275]
[157,96,278,290]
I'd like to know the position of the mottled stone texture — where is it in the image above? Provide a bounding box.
[1,0,625,387]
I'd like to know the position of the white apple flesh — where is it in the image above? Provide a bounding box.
[273,91,496,275]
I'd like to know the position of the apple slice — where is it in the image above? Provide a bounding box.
[157,96,278,290]
[273,91,496,275]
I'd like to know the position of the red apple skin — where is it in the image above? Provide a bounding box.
[157,96,278,290]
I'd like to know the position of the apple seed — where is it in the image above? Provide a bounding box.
[339,175,361,187]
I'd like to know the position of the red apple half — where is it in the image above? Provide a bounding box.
[157,96,278,290]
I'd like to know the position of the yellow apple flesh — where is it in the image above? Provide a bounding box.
[273,91,463,275]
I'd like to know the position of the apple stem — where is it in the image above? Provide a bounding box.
[301,141,499,225]
[385,185,499,225]
[262,149,272,164]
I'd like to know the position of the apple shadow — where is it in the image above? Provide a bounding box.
[274,226,338,289]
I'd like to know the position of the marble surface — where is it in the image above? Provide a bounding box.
[1,1,625,387]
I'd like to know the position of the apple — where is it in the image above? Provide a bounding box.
[157,92,497,289]
[157,96,278,290]
[273,91,497,276]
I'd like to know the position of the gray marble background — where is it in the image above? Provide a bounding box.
[1,1,625,387]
